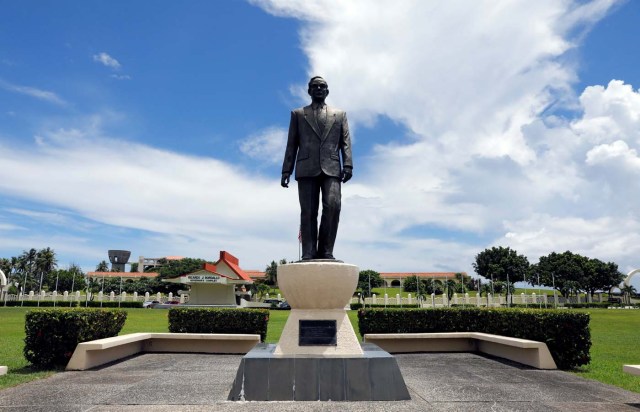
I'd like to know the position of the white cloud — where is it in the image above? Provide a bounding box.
[239,126,287,164]
[93,52,121,69]
[4,1,640,276]
[502,214,640,272]
[5,208,77,227]
[250,0,640,274]
[586,140,640,170]
[0,223,26,231]
[110,74,131,80]
[0,121,301,269]
[0,79,67,106]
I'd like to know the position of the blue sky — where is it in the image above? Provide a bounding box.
[1,0,640,283]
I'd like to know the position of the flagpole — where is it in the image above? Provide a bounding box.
[298,226,301,261]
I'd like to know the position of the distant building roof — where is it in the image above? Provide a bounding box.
[164,252,253,285]
[245,270,265,279]
[215,251,253,282]
[380,272,466,279]
[87,272,159,278]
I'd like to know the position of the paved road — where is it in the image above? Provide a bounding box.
[1,352,639,411]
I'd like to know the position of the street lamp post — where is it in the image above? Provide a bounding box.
[552,272,557,309]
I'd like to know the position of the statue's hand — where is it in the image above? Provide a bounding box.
[281,173,290,188]
[341,168,352,183]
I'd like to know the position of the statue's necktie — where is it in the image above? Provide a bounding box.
[316,106,326,135]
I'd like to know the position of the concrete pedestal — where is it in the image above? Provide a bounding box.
[275,261,362,356]
[228,343,410,401]
[228,261,410,401]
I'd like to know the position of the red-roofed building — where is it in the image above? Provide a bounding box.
[163,251,253,306]
[380,272,467,287]
[244,270,266,280]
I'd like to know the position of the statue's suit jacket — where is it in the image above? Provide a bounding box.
[282,105,353,179]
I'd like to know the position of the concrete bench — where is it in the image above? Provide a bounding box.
[623,365,640,376]
[66,332,261,371]
[364,332,557,369]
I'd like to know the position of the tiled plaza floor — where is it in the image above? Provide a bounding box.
[1,352,639,411]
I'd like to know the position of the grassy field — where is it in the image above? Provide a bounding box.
[1,307,639,393]
[573,309,640,393]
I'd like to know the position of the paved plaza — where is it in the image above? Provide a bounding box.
[1,352,640,411]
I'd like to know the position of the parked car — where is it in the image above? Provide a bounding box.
[164,300,180,305]
[263,298,282,308]
[142,300,160,309]
[278,301,291,310]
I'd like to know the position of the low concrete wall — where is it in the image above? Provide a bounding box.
[623,365,640,376]
[364,332,557,369]
[67,333,260,371]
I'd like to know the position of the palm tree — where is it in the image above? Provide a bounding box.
[480,283,492,306]
[443,279,457,305]
[36,247,57,294]
[19,248,38,292]
[621,284,637,305]
[96,260,109,272]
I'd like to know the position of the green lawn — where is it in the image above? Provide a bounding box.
[1,307,639,393]
[572,309,640,393]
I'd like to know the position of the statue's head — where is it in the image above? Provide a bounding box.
[308,76,329,101]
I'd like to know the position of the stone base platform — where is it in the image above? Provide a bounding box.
[228,343,410,401]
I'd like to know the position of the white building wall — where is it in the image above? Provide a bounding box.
[188,283,236,305]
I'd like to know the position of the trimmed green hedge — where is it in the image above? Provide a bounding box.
[5,301,144,308]
[168,308,269,341]
[24,308,127,368]
[350,303,420,310]
[358,307,591,370]
[5,300,79,307]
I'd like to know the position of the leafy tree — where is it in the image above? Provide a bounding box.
[473,246,530,283]
[465,276,479,292]
[473,246,529,303]
[130,262,139,272]
[256,283,271,301]
[155,258,208,279]
[264,258,287,286]
[248,280,271,301]
[583,259,624,297]
[530,251,588,298]
[403,276,426,295]
[96,260,109,272]
[358,269,384,298]
[45,264,85,292]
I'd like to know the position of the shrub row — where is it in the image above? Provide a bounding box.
[358,307,591,370]
[350,303,420,310]
[168,308,269,341]
[5,300,144,308]
[24,308,127,368]
[5,300,73,307]
[561,303,610,309]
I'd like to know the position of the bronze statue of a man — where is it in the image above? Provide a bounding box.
[281,76,353,260]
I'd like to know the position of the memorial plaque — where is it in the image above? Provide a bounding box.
[299,320,337,346]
